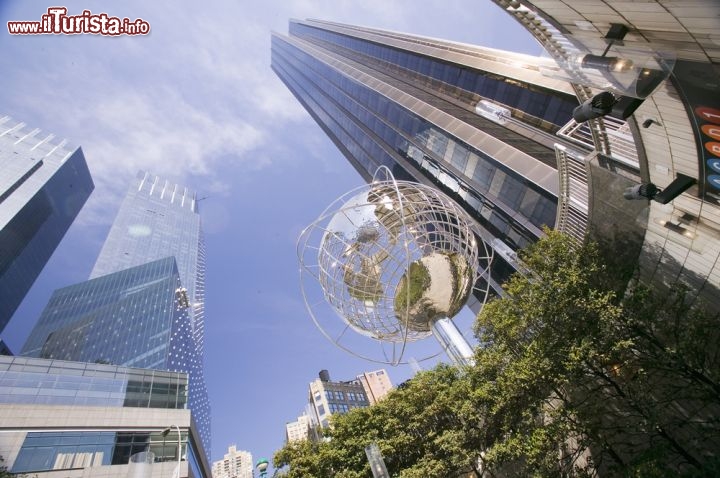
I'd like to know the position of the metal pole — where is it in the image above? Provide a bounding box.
[365,443,389,478]
[173,424,181,478]
[162,425,182,478]
[431,317,475,366]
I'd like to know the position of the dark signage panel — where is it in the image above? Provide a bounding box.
[671,60,720,205]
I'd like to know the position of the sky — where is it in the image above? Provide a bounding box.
[0,0,542,473]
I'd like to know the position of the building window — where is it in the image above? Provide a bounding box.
[12,432,114,473]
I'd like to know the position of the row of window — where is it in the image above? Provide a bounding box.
[328,403,350,414]
[290,22,577,128]
[0,358,189,410]
[12,431,187,473]
[273,38,555,249]
[317,401,364,418]
[346,391,365,402]
[324,389,367,402]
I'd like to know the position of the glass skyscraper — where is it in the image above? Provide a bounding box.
[90,171,206,354]
[20,172,210,456]
[271,20,581,295]
[21,257,211,455]
[0,115,94,332]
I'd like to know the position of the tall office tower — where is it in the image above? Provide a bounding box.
[0,115,93,332]
[90,171,206,354]
[308,370,370,430]
[211,445,253,478]
[20,172,210,456]
[271,20,580,297]
[356,369,393,405]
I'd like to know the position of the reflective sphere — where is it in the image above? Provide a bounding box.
[394,251,473,333]
[299,173,492,358]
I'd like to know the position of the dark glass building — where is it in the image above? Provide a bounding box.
[20,257,211,455]
[271,20,580,296]
[90,171,206,355]
[20,172,211,461]
[0,116,94,332]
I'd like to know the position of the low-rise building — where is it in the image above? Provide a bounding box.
[0,355,211,478]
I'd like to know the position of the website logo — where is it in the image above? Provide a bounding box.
[8,7,150,36]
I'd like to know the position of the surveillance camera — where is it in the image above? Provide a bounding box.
[623,183,659,200]
[642,119,657,128]
[572,91,616,123]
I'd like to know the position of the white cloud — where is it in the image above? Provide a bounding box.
[59,85,263,225]
[252,76,309,121]
[0,0,539,229]
[83,88,264,176]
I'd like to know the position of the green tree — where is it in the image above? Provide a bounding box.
[472,229,720,476]
[274,230,720,477]
[274,439,335,477]
[274,366,485,477]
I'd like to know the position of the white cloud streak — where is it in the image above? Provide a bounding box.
[0,0,538,228]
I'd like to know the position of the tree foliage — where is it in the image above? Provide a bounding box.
[275,366,483,477]
[274,230,720,477]
[471,230,720,476]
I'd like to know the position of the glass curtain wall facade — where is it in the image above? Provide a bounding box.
[0,116,94,332]
[90,171,206,355]
[20,257,211,454]
[0,355,189,410]
[0,356,207,476]
[13,430,191,474]
[271,20,579,291]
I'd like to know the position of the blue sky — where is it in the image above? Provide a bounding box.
[0,0,541,472]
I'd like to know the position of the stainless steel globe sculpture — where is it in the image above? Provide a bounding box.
[298,167,493,365]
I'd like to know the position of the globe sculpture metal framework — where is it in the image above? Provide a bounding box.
[298,167,493,365]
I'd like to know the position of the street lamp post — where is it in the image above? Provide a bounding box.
[255,458,269,478]
[162,425,182,478]
[365,443,389,478]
